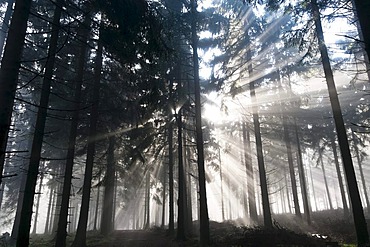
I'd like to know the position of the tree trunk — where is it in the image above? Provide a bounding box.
[144,171,150,229]
[246,49,272,228]
[55,13,91,247]
[161,159,167,228]
[176,109,186,240]
[283,115,301,217]
[71,19,101,247]
[44,187,54,234]
[0,0,32,188]
[15,1,63,244]
[101,136,116,235]
[311,0,369,244]
[191,1,210,245]
[284,170,292,214]
[32,167,44,235]
[242,122,257,222]
[294,120,311,224]
[219,146,225,221]
[93,184,100,231]
[352,130,370,214]
[168,122,174,234]
[352,0,370,63]
[0,0,14,58]
[330,134,349,216]
[320,154,333,210]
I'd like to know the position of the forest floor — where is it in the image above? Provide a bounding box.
[29,209,364,246]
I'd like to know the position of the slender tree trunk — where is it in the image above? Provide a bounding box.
[161,162,166,228]
[0,0,14,58]
[311,0,369,245]
[177,109,186,240]
[144,171,150,229]
[219,146,225,222]
[55,13,91,247]
[71,19,101,247]
[0,0,32,187]
[284,170,292,214]
[101,136,116,235]
[308,163,318,211]
[93,184,100,231]
[15,2,63,245]
[168,122,174,234]
[294,120,311,224]
[330,134,349,216]
[283,115,301,217]
[352,130,370,214]
[191,1,210,244]
[32,168,44,235]
[246,49,272,228]
[242,122,257,222]
[319,154,333,210]
[44,187,54,234]
[0,174,4,211]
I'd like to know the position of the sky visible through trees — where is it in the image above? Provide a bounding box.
[0,0,369,246]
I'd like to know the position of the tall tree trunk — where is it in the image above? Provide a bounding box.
[320,154,333,210]
[283,115,301,217]
[219,146,225,221]
[0,0,14,58]
[246,49,272,228]
[191,1,210,245]
[44,187,54,234]
[294,120,311,224]
[32,167,44,235]
[176,109,186,240]
[168,122,174,234]
[330,134,349,216]
[16,1,63,245]
[352,0,370,63]
[101,136,116,235]
[93,184,100,231]
[242,122,257,222]
[311,0,369,245]
[71,20,101,247]
[0,0,32,187]
[352,130,370,214]
[55,13,91,247]
[161,162,167,228]
[144,171,150,229]
[284,170,292,214]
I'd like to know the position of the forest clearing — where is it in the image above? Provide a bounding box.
[0,0,369,246]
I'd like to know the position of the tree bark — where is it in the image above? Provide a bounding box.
[101,136,116,235]
[218,146,225,222]
[0,0,32,191]
[311,0,369,244]
[191,1,210,245]
[55,13,91,247]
